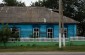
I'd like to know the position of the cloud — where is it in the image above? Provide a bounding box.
[0,0,38,6]
[18,0,38,6]
[0,0,3,3]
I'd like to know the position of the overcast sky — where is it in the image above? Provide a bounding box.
[0,0,38,6]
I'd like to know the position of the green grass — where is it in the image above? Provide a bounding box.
[0,45,85,52]
[0,46,58,52]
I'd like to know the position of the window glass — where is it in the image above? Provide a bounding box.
[33,28,39,38]
[47,28,53,38]
[64,28,67,38]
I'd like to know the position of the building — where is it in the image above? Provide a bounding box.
[0,7,78,39]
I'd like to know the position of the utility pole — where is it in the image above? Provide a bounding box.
[62,19,65,47]
[59,0,63,48]
[62,16,65,47]
[60,0,65,47]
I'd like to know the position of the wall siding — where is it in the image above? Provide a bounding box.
[68,24,77,37]
[0,23,77,38]
[54,25,59,38]
[17,25,33,38]
[40,25,47,38]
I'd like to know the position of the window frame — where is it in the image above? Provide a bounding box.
[33,27,40,38]
[47,28,53,38]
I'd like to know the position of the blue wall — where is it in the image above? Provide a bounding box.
[54,25,59,38]
[40,25,47,38]
[0,23,77,38]
[68,24,77,37]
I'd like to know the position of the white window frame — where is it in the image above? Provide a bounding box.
[47,28,53,38]
[33,27,39,38]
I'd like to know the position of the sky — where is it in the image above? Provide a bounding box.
[0,0,38,6]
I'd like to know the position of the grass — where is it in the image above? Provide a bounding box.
[0,46,58,52]
[0,45,85,52]
[63,46,85,52]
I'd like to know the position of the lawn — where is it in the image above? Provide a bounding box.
[0,45,85,52]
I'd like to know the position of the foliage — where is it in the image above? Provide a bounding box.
[31,0,85,21]
[31,0,85,36]
[0,24,11,48]
[3,0,25,6]
[0,24,20,48]
[10,25,19,39]
[31,0,59,9]
[77,22,85,36]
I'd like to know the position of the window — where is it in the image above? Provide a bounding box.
[33,27,39,38]
[47,28,53,38]
[10,27,20,38]
[64,28,68,38]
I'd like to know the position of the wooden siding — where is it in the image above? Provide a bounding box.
[40,25,47,38]
[68,24,77,37]
[0,23,77,38]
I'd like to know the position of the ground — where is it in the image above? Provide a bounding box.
[0,52,85,55]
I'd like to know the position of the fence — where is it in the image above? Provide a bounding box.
[70,37,85,41]
[8,37,85,42]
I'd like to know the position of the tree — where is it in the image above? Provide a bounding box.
[31,0,85,36]
[31,0,85,21]
[3,0,25,6]
[31,0,59,9]
[0,24,11,48]
[0,24,20,48]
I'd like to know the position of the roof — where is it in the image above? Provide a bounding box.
[0,6,78,23]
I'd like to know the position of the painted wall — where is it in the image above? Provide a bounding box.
[0,23,77,38]
[68,24,77,37]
